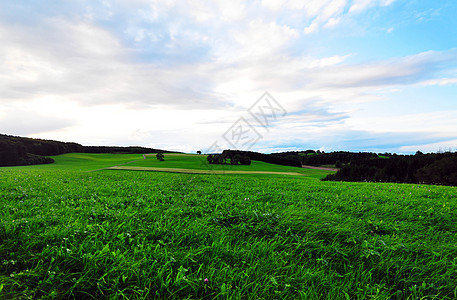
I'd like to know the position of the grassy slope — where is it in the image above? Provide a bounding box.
[3,153,332,179]
[124,154,331,179]
[1,154,457,299]
[1,153,144,172]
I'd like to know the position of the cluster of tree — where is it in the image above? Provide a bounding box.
[0,133,177,167]
[0,139,55,166]
[0,134,76,166]
[217,150,301,167]
[207,150,251,165]
[323,151,457,186]
[272,150,379,167]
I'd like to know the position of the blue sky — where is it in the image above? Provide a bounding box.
[1,0,457,153]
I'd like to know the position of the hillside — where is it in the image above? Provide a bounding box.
[0,133,178,167]
[3,133,457,186]
[3,153,334,179]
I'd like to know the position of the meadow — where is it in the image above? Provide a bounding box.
[1,153,457,299]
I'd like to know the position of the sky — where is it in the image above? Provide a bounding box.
[1,0,457,154]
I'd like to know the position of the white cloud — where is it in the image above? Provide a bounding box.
[349,0,396,13]
[304,22,319,34]
[215,0,246,21]
[421,78,457,86]
[324,17,342,28]
[349,0,373,13]
[262,0,396,34]
[346,110,457,134]
[349,0,395,13]
[261,0,283,11]
[0,106,74,136]
[0,18,230,109]
[303,50,457,89]
[319,0,347,20]
[183,0,247,23]
[214,19,299,63]
[302,0,334,17]
[381,0,396,7]
[188,0,217,22]
[400,140,457,153]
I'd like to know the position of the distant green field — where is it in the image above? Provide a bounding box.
[1,153,457,299]
[4,153,332,179]
[125,154,331,178]
[1,153,144,172]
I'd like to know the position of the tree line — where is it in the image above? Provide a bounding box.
[0,134,177,166]
[258,149,457,186]
[209,150,379,169]
[219,150,302,167]
[323,151,457,186]
[272,150,379,167]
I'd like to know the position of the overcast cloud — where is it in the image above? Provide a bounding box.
[1,0,457,153]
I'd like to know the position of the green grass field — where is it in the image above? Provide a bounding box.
[1,153,457,299]
[2,153,145,172]
[116,153,329,178]
[4,153,330,178]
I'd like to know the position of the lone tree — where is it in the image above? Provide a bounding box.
[156,152,164,161]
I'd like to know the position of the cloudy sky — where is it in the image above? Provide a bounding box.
[1,0,457,153]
